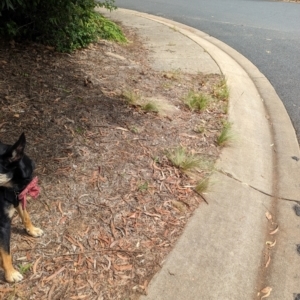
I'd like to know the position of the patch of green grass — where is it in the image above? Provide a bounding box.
[130,126,139,134]
[153,156,160,164]
[184,91,210,111]
[18,263,32,276]
[142,102,159,113]
[122,90,141,105]
[222,102,229,114]
[138,182,148,192]
[167,147,203,172]
[216,122,234,147]
[213,78,229,101]
[76,127,85,135]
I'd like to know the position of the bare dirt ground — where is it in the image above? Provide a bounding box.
[0,24,227,299]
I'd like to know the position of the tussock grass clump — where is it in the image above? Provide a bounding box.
[122,90,141,105]
[142,102,159,113]
[195,178,210,194]
[167,147,203,172]
[184,91,210,111]
[216,122,234,146]
[213,79,230,101]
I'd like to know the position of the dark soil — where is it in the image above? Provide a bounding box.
[0,25,227,299]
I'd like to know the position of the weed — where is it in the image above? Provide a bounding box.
[76,127,85,135]
[130,126,139,134]
[142,102,159,113]
[216,122,234,146]
[213,78,229,101]
[167,147,203,172]
[195,178,210,194]
[138,182,148,192]
[222,102,229,114]
[122,90,141,105]
[184,91,210,111]
[153,156,160,163]
[18,263,32,275]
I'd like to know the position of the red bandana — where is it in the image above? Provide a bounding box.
[18,176,40,209]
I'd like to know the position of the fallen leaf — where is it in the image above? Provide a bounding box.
[269,226,279,235]
[115,127,128,131]
[44,267,65,282]
[266,240,276,247]
[171,200,187,212]
[110,218,117,239]
[265,254,271,268]
[265,211,272,221]
[58,201,64,215]
[113,264,133,271]
[260,286,272,299]
[103,255,111,271]
[33,256,42,274]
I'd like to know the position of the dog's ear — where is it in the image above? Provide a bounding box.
[6,133,26,163]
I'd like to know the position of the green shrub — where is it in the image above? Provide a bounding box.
[0,0,125,52]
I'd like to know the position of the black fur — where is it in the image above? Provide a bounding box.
[0,133,42,283]
[0,133,35,192]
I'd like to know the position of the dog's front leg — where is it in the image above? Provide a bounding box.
[16,204,43,237]
[0,220,23,282]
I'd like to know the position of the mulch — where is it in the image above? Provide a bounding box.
[0,24,227,299]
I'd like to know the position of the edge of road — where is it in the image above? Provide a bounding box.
[99,8,300,299]
[118,8,300,200]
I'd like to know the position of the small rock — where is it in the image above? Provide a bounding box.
[293,204,300,216]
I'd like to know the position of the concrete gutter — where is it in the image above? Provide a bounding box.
[98,8,300,299]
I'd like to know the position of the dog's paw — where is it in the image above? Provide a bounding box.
[26,226,44,237]
[5,269,23,283]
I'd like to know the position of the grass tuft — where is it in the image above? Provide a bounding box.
[213,78,229,101]
[195,178,210,194]
[167,147,203,172]
[184,91,210,111]
[138,182,148,192]
[122,90,141,105]
[18,263,32,275]
[216,122,234,146]
[142,102,159,113]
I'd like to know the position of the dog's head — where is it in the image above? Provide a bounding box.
[0,133,35,192]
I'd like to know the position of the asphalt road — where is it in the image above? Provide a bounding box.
[115,0,300,141]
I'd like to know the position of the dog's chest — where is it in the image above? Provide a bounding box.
[0,188,19,220]
[0,173,11,185]
[5,205,15,218]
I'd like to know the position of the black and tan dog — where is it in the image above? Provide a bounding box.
[0,133,43,282]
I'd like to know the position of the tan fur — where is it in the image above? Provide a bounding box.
[0,174,11,186]
[16,203,44,237]
[0,203,43,282]
[0,249,23,282]
[5,206,15,219]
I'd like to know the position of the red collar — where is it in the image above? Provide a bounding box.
[18,177,40,209]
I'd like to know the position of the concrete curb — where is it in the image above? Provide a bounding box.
[118,8,300,199]
[99,8,300,299]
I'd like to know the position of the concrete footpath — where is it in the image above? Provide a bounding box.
[98,8,300,300]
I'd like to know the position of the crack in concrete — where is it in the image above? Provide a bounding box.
[216,169,300,203]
